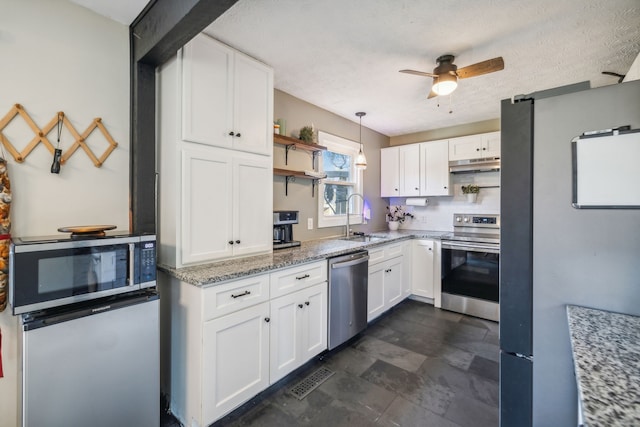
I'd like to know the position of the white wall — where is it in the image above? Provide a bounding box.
[0,2,129,425]
[390,171,500,231]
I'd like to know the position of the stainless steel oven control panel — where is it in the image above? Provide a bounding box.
[453,213,500,228]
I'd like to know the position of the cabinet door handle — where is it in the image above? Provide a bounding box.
[476,148,480,151]
[482,147,486,150]
[231,290,251,299]
[298,303,304,308]
[235,240,241,244]
[264,317,270,323]
[228,240,234,245]
[295,274,310,280]
[428,248,432,251]
[305,301,310,306]
[415,187,419,190]
[444,186,447,189]
[235,133,241,137]
[394,188,398,191]
[229,131,235,136]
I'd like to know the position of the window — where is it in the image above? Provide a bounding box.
[317,131,364,228]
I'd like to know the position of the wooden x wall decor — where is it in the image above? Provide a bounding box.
[0,104,118,167]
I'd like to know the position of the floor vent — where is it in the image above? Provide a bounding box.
[289,367,335,400]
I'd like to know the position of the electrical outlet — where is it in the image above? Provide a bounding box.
[307,218,313,230]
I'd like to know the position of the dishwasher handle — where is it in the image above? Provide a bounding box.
[331,254,369,269]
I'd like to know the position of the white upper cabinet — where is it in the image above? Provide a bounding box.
[399,144,421,196]
[181,33,273,155]
[449,131,500,161]
[380,146,400,197]
[420,139,451,196]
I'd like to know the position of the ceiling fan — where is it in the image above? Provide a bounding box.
[400,54,504,98]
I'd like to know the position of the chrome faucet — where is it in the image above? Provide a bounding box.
[345,193,364,237]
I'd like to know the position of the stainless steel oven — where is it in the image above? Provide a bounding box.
[441,214,500,322]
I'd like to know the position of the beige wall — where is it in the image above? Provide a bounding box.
[390,118,499,146]
[274,90,389,241]
[0,2,130,425]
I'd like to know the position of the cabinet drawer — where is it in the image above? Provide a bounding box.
[203,274,270,321]
[384,243,404,259]
[270,260,327,298]
[368,247,385,265]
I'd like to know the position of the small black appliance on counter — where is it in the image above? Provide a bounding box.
[273,210,300,249]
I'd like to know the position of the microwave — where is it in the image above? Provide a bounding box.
[9,234,156,314]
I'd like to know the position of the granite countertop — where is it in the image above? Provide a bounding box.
[566,305,640,426]
[158,229,447,286]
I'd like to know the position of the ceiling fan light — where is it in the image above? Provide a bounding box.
[432,74,458,96]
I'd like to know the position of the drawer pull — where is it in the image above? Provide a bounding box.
[264,317,270,323]
[295,274,310,280]
[231,290,251,299]
[298,303,304,308]
[305,301,310,306]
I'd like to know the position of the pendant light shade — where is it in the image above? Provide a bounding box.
[355,112,367,170]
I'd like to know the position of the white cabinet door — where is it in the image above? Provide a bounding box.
[384,257,403,308]
[181,147,234,265]
[181,33,234,148]
[402,242,412,298]
[449,135,482,161]
[233,154,272,257]
[481,131,501,158]
[412,240,435,299]
[269,290,301,384]
[233,53,274,155]
[270,283,327,384]
[299,283,328,362]
[421,139,451,196]
[202,302,270,425]
[380,147,400,197]
[399,144,421,196]
[367,262,386,322]
[449,132,500,160]
[181,34,273,156]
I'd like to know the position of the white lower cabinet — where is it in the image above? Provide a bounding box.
[161,261,327,427]
[202,302,270,424]
[367,243,406,322]
[270,283,327,384]
[411,239,442,307]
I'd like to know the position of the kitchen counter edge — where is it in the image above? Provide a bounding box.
[157,230,447,287]
[566,304,640,427]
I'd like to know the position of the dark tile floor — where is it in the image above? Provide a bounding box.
[162,299,499,427]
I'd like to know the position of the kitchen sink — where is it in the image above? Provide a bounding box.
[340,235,387,243]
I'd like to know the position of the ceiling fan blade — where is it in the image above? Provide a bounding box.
[456,57,504,79]
[399,69,437,78]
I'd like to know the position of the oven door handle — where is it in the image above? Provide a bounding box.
[442,241,500,254]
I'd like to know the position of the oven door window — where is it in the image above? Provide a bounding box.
[442,248,499,302]
[13,245,129,308]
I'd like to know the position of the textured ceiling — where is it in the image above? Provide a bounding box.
[204,0,640,136]
[71,0,640,137]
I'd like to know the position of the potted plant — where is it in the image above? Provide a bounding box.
[299,126,314,143]
[386,206,414,231]
[461,185,480,203]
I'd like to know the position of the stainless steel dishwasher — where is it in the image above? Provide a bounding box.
[328,250,369,350]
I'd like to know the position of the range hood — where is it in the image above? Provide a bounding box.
[449,157,500,174]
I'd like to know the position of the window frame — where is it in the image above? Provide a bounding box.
[317,131,364,229]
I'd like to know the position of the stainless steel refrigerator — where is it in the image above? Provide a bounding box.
[499,80,640,426]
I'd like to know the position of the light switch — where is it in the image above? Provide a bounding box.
[307,218,313,230]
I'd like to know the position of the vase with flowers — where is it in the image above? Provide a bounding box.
[386,206,414,231]
[461,185,480,203]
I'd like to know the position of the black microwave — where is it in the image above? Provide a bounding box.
[9,234,156,314]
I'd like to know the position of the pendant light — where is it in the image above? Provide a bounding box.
[355,112,367,170]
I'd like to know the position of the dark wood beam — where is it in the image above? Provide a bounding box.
[129,0,239,233]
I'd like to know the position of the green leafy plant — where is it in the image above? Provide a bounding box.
[299,126,314,143]
[461,185,480,194]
